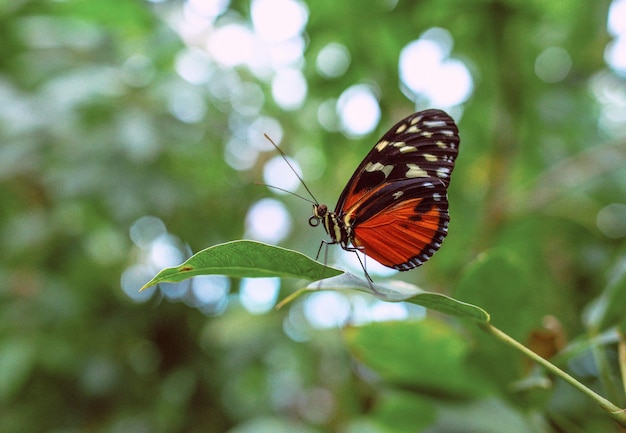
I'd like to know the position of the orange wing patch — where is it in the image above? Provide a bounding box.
[351,198,447,270]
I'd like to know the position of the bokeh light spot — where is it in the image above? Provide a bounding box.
[271,68,307,110]
[149,234,186,269]
[167,86,207,123]
[191,275,230,309]
[240,278,280,314]
[245,198,292,243]
[175,47,214,85]
[606,0,626,76]
[248,116,284,152]
[120,264,157,303]
[605,38,626,77]
[535,47,572,83]
[399,28,473,108]
[263,155,302,194]
[188,0,230,19]
[339,251,398,278]
[316,43,350,78]
[303,292,351,328]
[224,136,259,171]
[429,59,473,107]
[251,0,308,42]
[130,216,167,248]
[337,84,380,137]
[369,301,410,321]
[207,23,254,67]
[608,0,626,36]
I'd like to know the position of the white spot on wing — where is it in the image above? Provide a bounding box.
[376,140,390,151]
[365,161,394,178]
[423,120,447,128]
[406,164,428,178]
[436,167,450,179]
[423,153,437,162]
[396,123,407,133]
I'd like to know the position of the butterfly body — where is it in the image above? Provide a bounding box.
[308,109,460,272]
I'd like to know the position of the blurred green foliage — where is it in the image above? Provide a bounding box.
[1,0,626,432]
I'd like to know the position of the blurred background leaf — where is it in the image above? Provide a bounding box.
[1,0,626,432]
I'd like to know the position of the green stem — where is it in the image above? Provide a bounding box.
[275,287,308,310]
[479,322,626,426]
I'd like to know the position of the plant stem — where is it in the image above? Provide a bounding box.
[479,322,626,426]
[275,287,308,310]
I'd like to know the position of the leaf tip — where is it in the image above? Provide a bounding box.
[139,281,155,292]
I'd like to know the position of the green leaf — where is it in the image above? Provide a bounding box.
[372,391,436,433]
[309,272,490,322]
[454,250,536,338]
[423,398,536,433]
[141,240,343,290]
[344,319,489,396]
[453,250,539,390]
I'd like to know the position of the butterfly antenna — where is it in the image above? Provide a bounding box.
[255,182,317,205]
[264,133,319,205]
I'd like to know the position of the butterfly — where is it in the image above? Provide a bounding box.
[306,109,460,277]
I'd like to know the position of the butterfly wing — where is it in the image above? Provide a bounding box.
[335,109,460,270]
[349,177,450,270]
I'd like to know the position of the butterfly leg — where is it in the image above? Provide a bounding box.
[315,239,336,264]
[318,241,380,295]
[351,250,373,283]
[344,246,382,295]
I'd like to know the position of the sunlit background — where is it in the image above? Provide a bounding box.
[2,0,626,432]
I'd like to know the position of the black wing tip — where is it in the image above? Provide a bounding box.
[419,108,450,116]
[413,108,454,120]
[392,246,445,271]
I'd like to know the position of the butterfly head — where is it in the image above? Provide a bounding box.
[308,204,327,227]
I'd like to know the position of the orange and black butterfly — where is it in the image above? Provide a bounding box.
[308,109,460,277]
[269,109,460,279]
